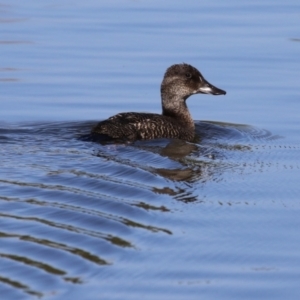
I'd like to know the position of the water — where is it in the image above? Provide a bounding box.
[1,0,300,299]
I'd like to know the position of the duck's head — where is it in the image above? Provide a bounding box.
[161,63,226,102]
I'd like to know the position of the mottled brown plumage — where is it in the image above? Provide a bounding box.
[92,63,226,142]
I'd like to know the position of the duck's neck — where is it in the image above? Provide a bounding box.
[161,92,194,129]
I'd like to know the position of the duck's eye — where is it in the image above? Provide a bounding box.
[185,72,192,79]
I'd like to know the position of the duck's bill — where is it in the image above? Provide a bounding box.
[198,78,226,95]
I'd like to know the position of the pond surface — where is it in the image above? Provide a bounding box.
[1,0,300,299]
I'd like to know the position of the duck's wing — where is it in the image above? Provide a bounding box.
[92,112,161,140]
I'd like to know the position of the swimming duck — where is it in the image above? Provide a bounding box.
[92,63,226,142]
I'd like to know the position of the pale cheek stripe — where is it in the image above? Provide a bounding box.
[200,87,212,92]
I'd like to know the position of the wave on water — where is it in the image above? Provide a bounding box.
[0,120,298,299]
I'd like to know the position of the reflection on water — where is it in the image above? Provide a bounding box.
[1,120,299,298]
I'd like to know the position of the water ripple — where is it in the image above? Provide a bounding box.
[0,120,299,299]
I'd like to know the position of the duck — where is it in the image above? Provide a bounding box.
[91,63,226,142]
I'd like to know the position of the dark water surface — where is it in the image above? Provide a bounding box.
[1,0,300,299]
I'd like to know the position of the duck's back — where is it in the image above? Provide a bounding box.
[91,112,195,141]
